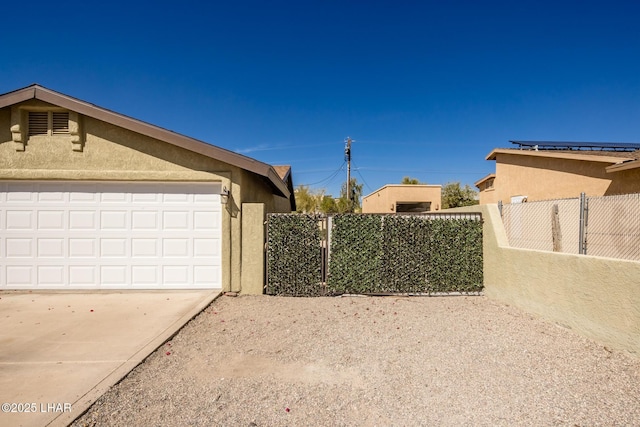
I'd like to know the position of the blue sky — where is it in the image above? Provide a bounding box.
[3,1,640,197]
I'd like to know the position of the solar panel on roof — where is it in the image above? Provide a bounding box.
[509,141,640,151]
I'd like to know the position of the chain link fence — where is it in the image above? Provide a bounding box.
[501,193,640,261]
[266,213,483,296]
[586,193,640,260]
[502,198,580,254]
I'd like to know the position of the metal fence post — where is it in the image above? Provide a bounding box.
[578,192,588,255]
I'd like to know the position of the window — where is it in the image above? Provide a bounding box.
[28,111,70,136]
[395,202,431,213]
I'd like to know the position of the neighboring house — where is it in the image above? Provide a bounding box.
[362,184,442,213]
[0,84,295,292]
[476,141,640,204]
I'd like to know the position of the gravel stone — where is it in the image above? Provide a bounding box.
[72,295,640,427]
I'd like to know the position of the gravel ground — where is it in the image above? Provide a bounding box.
[72,295,640,427]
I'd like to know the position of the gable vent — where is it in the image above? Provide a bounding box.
[28,112,48,136]
[52,112,70,134]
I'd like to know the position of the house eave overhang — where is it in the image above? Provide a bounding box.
[606,159,640,173]
[0,84,291,198]
[474,173,495,188]
[486,148,633,164]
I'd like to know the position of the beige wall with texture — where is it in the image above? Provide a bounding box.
[363,185,442,213]
[446,204,640,356]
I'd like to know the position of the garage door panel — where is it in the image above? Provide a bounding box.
[194,238,218,257]
[194,266,219,286]
[194,211,216,230]
[101,211,128,230]
[69,238,96,257]
[37,238,65,258]
[101,238,128,257]
[132,211,159,229]
[163,193,190,203]
[163,239,190,257]
[100,191,129,203]
[132,191,161,203]
[6,184,36,202]
[69,211,97,230]
[132,239,159,257]
[6,266,33,285]
[163,211,189,230]
[38,266,65,285]
[38,211,65,229]
[101,266,128,285]
[69,266,96,286]
[6,211,33,230]
[132,266,159,285]
[69,188,98,203]
[163,266,189,285]
[6,239,33,258]
[0,182,222,289]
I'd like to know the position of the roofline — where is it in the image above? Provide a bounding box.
[485,148,635,163]
[510,140,640,151]
[0,84,290,198]
[474,173,495,187]
[363,184,442,199]
[605,159,640,173]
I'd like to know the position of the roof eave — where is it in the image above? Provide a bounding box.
[474,173,495,187]
[487,148,632,164]
[606,159,640,173]
[0,85,37,108]
[0,84,291,199]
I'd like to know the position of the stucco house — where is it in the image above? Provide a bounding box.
[476,141,640,204]
[0,84,295,293]
[362,184,442,213]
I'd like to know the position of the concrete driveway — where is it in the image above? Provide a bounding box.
[0,290,220,427]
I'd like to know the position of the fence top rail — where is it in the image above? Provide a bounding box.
[502,197,580,206]
[268,212,483,221]
[587,192,640,202]
[501,191,640,206]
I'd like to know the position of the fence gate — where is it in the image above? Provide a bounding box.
[266,213,483,296]
[265,214,327,296]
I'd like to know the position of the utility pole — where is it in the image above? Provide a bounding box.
[344,137,353,207]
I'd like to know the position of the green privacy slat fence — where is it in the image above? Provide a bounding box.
[266,213,483,296]
[265,214,325,296]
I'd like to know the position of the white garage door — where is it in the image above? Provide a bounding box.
[0,181,222,290]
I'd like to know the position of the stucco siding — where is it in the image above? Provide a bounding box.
[239,169,292,213]
[446,204,640,356]
[607,168,640,195]
[493,153,614,202]
[362,185,442,213]
[480,151,640,204]
[1,110,235,179]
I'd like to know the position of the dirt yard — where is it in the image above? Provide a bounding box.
[73,295,640,426]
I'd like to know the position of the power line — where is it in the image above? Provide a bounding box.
[298,162,346,187]
[352,161,374,193]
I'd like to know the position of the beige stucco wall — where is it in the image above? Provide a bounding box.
[446,204,640,356]
[241,203,266,294]
[481,152,640,203]
[362,185,442,213]
[0,100,290,293]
